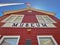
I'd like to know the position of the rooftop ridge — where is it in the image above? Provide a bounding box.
[3,7,55,16]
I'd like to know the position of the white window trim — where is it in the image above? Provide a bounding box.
[37,35,58,45]
[28,10,32,12]
[1,14,24,23]
[2,15,12,22]
[36,15,56,23]
[47,16,57,23]
[0,35,20,45]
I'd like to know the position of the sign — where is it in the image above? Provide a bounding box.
[2,23,56,28]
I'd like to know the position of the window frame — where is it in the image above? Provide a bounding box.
[1,14,24,23]
[36,15,56,23]
[0,36,20,45]
[37,35,58,45]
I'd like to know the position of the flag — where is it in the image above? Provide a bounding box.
[26,3,31,7]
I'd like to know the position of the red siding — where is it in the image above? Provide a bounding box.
[0,10,60,45]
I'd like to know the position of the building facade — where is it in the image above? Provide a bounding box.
[0,7,60,45]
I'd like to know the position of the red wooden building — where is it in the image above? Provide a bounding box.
[0,7,60,45]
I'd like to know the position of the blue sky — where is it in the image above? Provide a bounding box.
[0,0,60,19]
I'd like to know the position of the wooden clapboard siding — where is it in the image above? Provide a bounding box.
[0,7,60,45]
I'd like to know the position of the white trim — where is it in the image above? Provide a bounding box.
[28,10,32,12]
[2,23,56,28]
[12,15,24,23]
[2,15,17,22]
[2,15,12,22]
[0,35,20,45]
[47,16,57,23]
[1,14,24,23]
[36,15,45,23]
[37,35,58,45]
[36,15,56,23]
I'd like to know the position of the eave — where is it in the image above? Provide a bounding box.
[3,7,55,16]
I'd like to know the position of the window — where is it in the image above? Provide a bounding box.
[42,15,56,23]
[36,15,56,23]
[0,36,20,45]
[2,15,56,28]
[36,15,56,28]
[36,15,45,23]
[37,35,58,45]
[2,14,24,23]
[28,10,32,12]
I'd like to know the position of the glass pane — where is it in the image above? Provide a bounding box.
[39,37,55,45]
[14,15,24,22]
[6,16,16,22]
[1,38,18,45]
[36,15,56,23]
[36,15,45,23]
[2,15,24,23]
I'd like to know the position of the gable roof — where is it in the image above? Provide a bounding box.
[3,7,55,16]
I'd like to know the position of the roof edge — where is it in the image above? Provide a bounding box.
[3,7,55,16]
